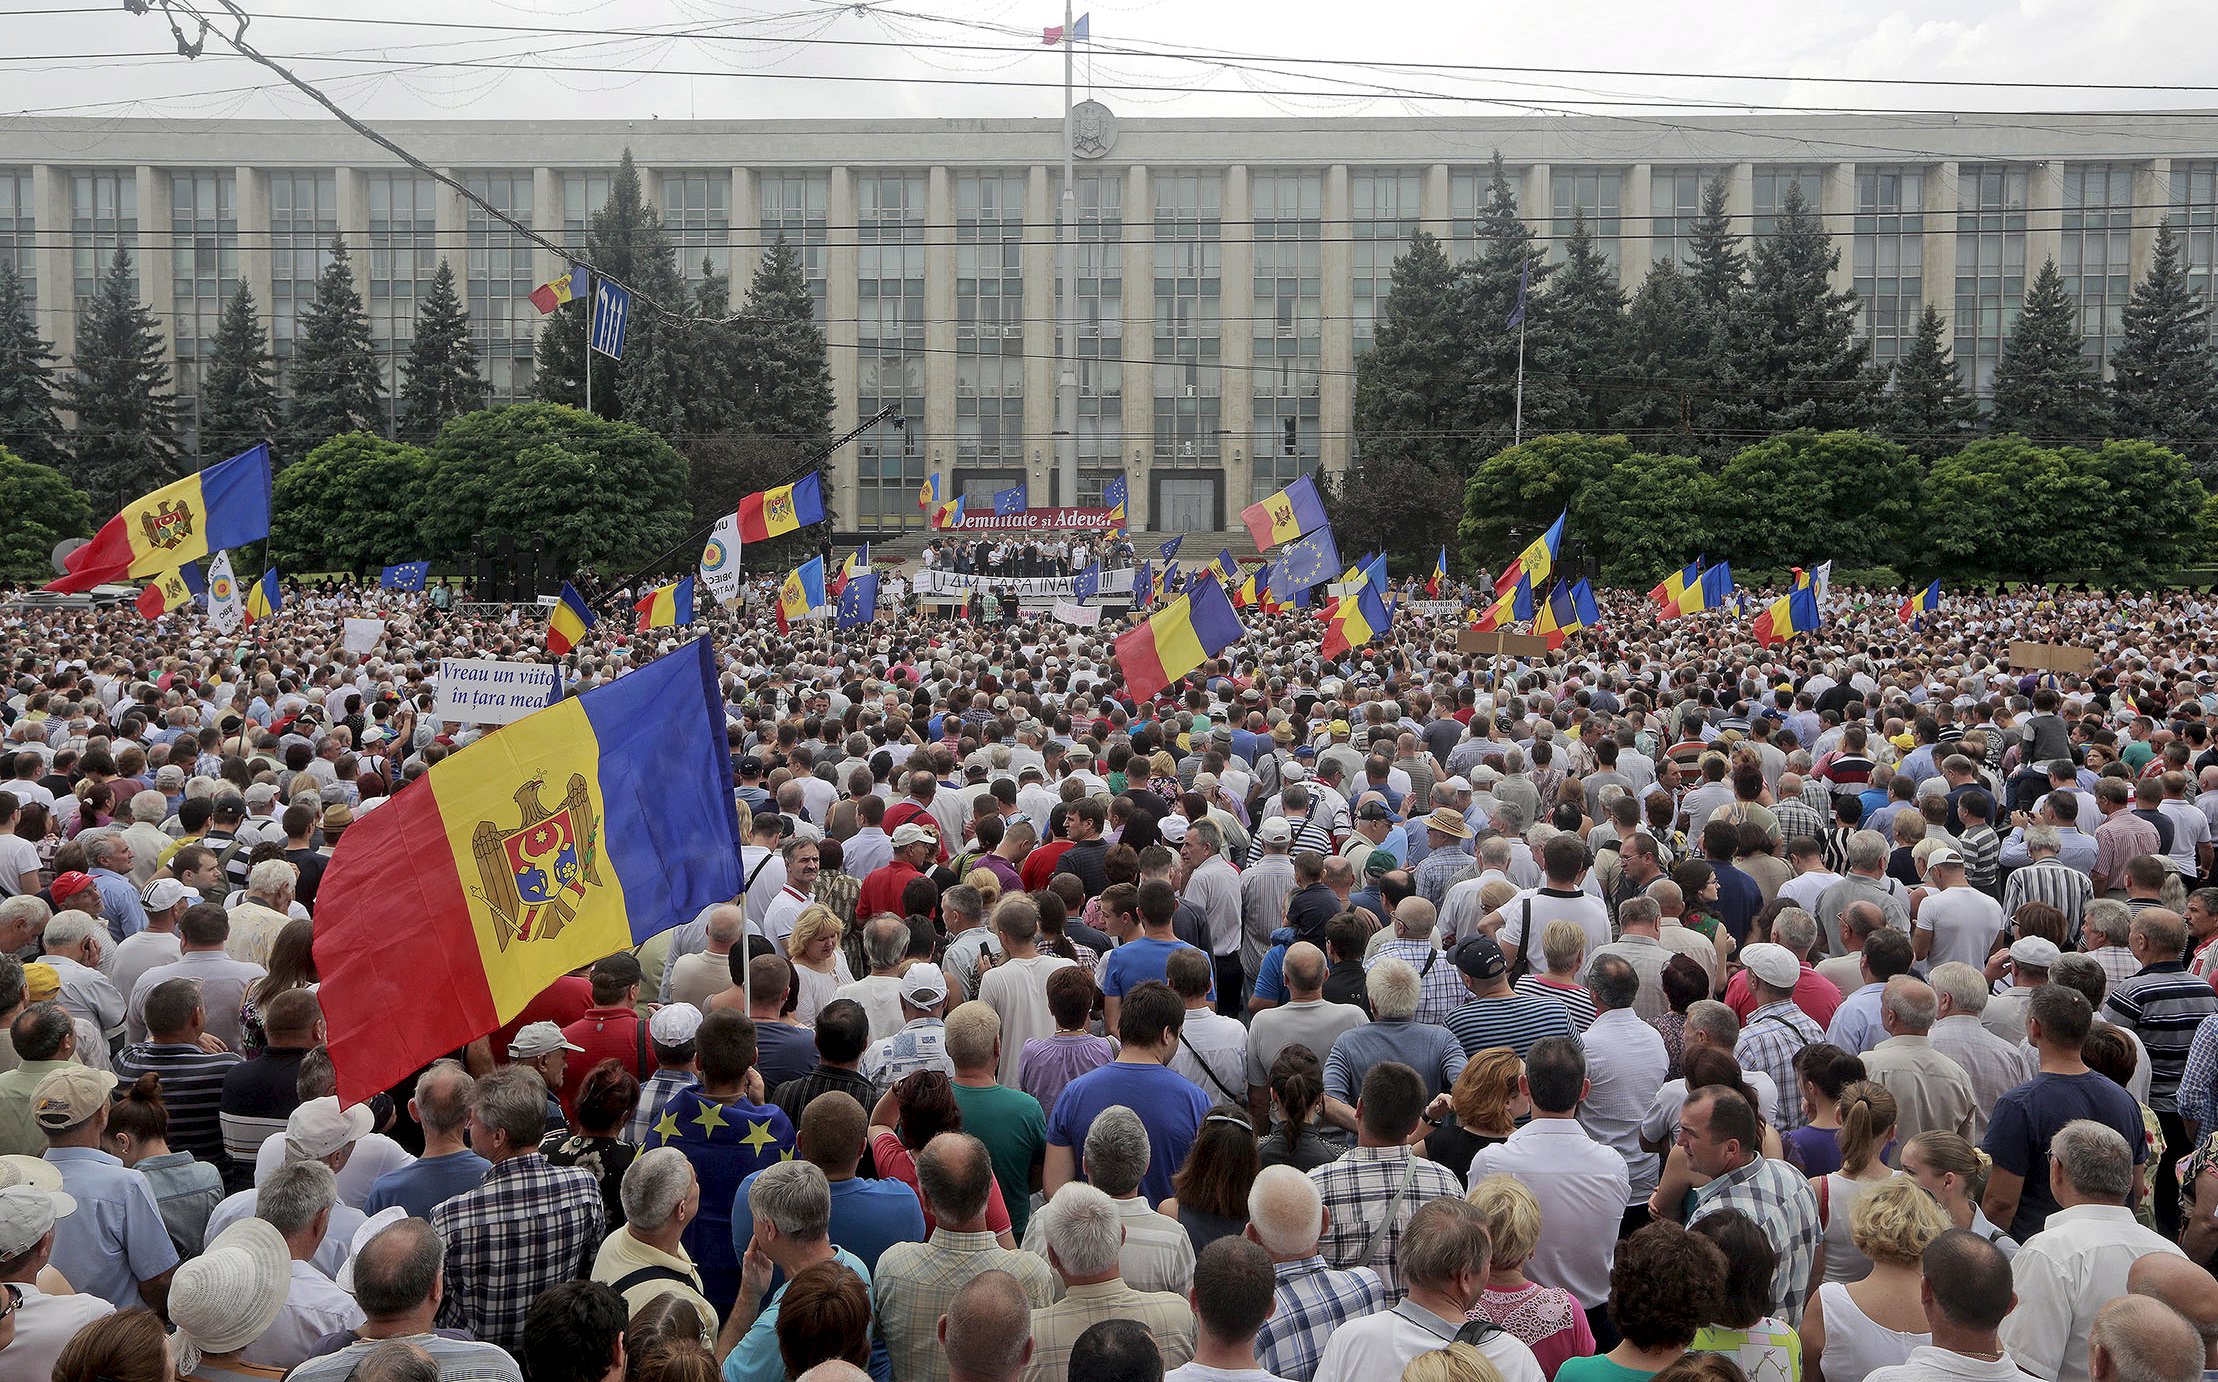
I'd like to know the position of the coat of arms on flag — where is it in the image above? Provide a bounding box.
[472,774,604,950]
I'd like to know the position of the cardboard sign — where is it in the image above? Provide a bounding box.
[435,657,561,725]
[341,618,387,654]
[1458,629,1552,658]
[2008,640,2098,675]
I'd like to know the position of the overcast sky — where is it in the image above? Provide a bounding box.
[6,0,2216,128]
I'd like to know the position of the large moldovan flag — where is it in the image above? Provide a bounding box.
[48,443,273,592]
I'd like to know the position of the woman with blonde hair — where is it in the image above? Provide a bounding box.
[1464,1175,1595,1378]
[1798,1178,1949,1382]
[1900,1130,2016,1256]
[785,903,853,1025]
[1426,1047,1525,1182]
[1402,1342,1507,1382]
[1513,920,1598,1031]
[1813,1081,1900,1285]
[964,866,1004,913]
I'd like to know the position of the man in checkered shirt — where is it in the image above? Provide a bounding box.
[1731,943,1826,1132]
[1248,1164,1387,1382]
[1307,1060,1463,1302]
[1364,897,1466,1026]
[432,1065,605,1351]
[1682,1083,1821,1324]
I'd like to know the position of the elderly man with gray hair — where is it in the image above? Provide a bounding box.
[287,1217,523,1382]
[79,829,148,941]
[2000,1119,2187,1382]
[246,1160,363,1370]
[590,1146,717,1331]
[1814,830,1910,956]
[2087,1295,2205,1382]
[1857,975,1976,1145]
[227,857,298,967]
[1925,961,2035,1138]
[878,1134,1055,1382]
[717,1160,878,1382]
[1245,1165,1385,1382]
[1023,1184,1195,1382]
[940,1270,1038,1382]
[1023,1106,1192,1296]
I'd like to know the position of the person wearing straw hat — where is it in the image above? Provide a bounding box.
[35,1063,179,1311]
[0,1168,112,1382]
[168,1217,292,1380]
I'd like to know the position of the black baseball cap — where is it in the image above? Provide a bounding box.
[1452,934,1507,982]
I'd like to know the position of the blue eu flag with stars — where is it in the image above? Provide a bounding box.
[993,483,1028,516]
[380,561,429,591]
[1270,524,1341,604]
[1073,562,1102,605]
[837,571,879,628]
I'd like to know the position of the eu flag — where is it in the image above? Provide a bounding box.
[993,483,1028,517]
[1270,524,1342,604]
[1073,562,1102,605]
[836,571,879,628]
[381,561,430,591]
[1158,536,1184,560]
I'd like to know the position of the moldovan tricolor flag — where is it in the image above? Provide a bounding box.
[635,577,696,631]
[1239,474,1328,551]
[312,639,742,1104]
[1494,510,1564,597]
[1116,573,1246,703]
[547,582,595,654]
[48,443,273,592]
[136,563,205,620]
[243,567,281,624]
[736,473,825,542]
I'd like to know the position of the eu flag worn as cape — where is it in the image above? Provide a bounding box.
[313,640,742,1104]
[50,443,273,592]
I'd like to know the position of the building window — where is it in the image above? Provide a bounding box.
[1753,166,1824,238]
[1551,169,1621,271]
[1448,169,1487,264]
[857,173,926,529]
[0,169,31,304]
[562,172,610,248]
[2063,162,2134,369]
[659,171,730,285]
[71,170,138,313]
[1352,168,1422,350]
[269,171,337,396]
[758,172,828,323]
[1955,165,2028,399]
[1250,170,1322,499]
[1062,173,1124,491]
[1153,171,1221,468]
[2173,162,2218,341]
[169,171,237,452]
[957,173,1025,471]
[368,174,440,428]
[1651,168,1718,268]
[465,173,536,403]
[1855,168,1924,370]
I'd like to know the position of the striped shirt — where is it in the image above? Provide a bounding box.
[1443,992,1578,1059]
[1957,824,2002,892]
[111,1041,241,1165]
[2001,859,2094,940]
[2102,962,2218,1113]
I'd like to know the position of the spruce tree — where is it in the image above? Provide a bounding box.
[1686,173,1748,311]
[1345,231,1469,559]
[59,246,183,501]
[533,150,685,423]
[1677,173,1751,452]
[198,283,280,463]
[731,238,834,453]
[397,260,489,440]
[1454,151,1574,443]
[1713,181,1872,437]
[1545,210,1630,433]
[1990,257,2110,444]
[1617,261,1705,446]
[0,258,64,471]
[1882,305,1974,459]
[285,236,385,459]
[2108,218,2218,475]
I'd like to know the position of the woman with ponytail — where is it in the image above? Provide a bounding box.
[1813,1080,1900,1285]
[1901,1129,2017,1257]
[104,1072,224,1257]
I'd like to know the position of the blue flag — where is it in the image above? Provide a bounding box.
[993,483,1028,516]
[1507,257,1529,329]
[1134,560,1152,609]
[380,560,429,592]
[1270,524,1342,603]
[1158,536,1184,560]
[836,571,879,629]
[1073,562,1102,605]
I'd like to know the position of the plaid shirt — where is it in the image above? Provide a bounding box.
[1690,1153,1820,1324]
[626,1068,699,1144]
[1771,798,1825,847]
[1256,1255,1390,1382]
[2178,1015,2218,1133]
[1367,939,1468,1026]
[1734,1000,1824,1131]
[432,1153,605,1351]
[1308,1145,1465,1302]
[1413,849,1474,912]
[872,1229,1058,1382]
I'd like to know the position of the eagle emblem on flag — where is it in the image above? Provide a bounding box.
[141,499,194,552]
[1268,498,1293,529]
[471,774,604,951]
[766,490,794,526]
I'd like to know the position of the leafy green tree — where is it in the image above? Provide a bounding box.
[197,284,280,464]
[270,432,434,573]
[1924,435,2106,581]
[285,237,385,461]
[0,445,92,581]
[421,402,691,574]
[1616,261,1706,447]
[1989,258,2110,444]
[534,150,685,424]
[1459,433,1629,572]
[2108,220,2218,478]
[397,261,488,440]
[1569,450,1721,587]
[0,259,63,471]
[1714,183,1873,439]
[1546,211,1630,433]
[60,246,183,502]
[1346,232,1470,562]
[1718,430,1921,571]
[1881,305,1974,459]
[2078,439,2207,585]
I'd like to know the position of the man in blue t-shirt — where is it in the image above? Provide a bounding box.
[730,1089,921,1275]
[364,1062,489,1218]
[1096,879,1209,1031]
[1981,983,2148,1240]
[1045,980,1211,1207]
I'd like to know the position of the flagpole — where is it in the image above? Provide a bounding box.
[584,295,593,415]
[1512,297,1527,449]
[1054,0,1079,514]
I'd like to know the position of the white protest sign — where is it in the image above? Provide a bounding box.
[1050,600,1101,627]
[435,657,561,726]
[342,618,387,654]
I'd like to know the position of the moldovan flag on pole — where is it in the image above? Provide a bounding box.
[1899,579,1941,625]
[1681,561,1734,616]
[48,442,273,592]
[1116,573,1247,704]
[1427,547,1447,597]
[1493,510,1564,597]
[312,639,742,1104]
[736,473,825,542]
[778,557,827,634]
[1532,580,1594,650]
[1755,584,1823,647]
[635,577,695,631]
[547,582,595,654]
[528,263,588,315]
[1321,583,1392,660]
[135,563,205,620]
[920,472,943,512]
[243,567,281,624]
[1239,473,1328,550]
[1473,577,1533,633]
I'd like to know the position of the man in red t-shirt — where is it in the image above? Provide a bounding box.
[858,821,937,920]
[558,951,652,1113]
[882,770,951,863]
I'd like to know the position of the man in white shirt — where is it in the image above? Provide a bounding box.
[1775,836,1845,918]
[1164,1235,1292,1382]
[2086,1296,2205,1382]
[0,1180,116,1382]
[1466,1036,1628,1332]
[1164,950,1247,1104]
[1862,1229,2042,1382]
[1576,955,1668,1219]
[1998,1119,2185,1382]
[243,1160,364,1371]
[1912,850,2006,973]
[1489,836,1611,961]
[1311,1197,1543,1382]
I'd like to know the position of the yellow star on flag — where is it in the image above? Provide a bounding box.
[780,1147,795,1161]
[653,1111,681,1145]
[693,1101,729,1136]
[739,1119,779,1154]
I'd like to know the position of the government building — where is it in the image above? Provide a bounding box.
[4,110,2215,532]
